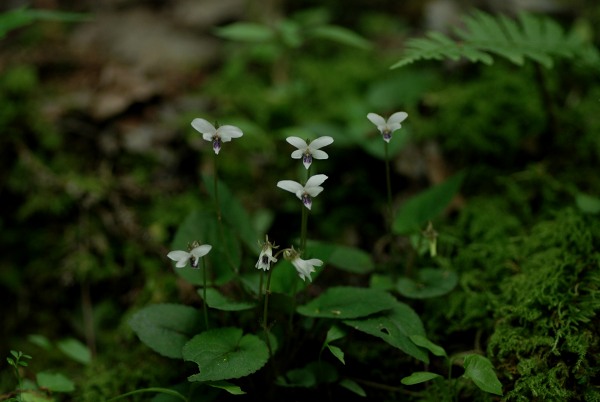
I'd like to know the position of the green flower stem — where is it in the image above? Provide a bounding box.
[213,154,222,222]
[107,387,188,402]
[262,269,274,359]
[212,155,238,275]
[384,141,393,229]
[300,204,308,253]
[258,270,264,302]
[202,257,209,329]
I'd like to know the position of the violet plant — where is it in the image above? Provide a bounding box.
[123,113,503,401]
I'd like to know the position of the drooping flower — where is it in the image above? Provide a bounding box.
[167,243,212,268]
[286,136,334,169]
[191,118,243,154]
[283,247,323,282]
[256,235,278,271]
[367,112,408,143]
[277,174,328,210]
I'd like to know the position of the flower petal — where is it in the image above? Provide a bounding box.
[309,136,334,150]
[191,118,216,135]
[286,136,308,150]
[310,149,329,160]
[305,174,328,188]
[190,244,212,259]
[167,250,189,262]
[367,113,386,127]
[202,133,214,142]
[305,185,324,197]
[277,180,304,194]
[167,250,191,268]
[291,150,304,159]
[218,125,243,142]
[387,111,408,126]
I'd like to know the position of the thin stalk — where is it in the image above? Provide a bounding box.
[202,258,209,329]
[212,155,239,275]
[107,387,188,402]
[262,269,274,360]
[300,205,308,252]
[384,141,393,229]
[258,270,264,302]
[213,154,221,222]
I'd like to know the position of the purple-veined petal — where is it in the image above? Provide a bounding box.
[302,154,313,169]
[286,136,308,150]
[301,194,312,209]
[191,118,216,135]
[309,136,334,150]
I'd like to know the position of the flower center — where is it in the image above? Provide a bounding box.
[190,256,199,268]
[212,136,222,153]
[303,152,313,165]
[301,193,312,209]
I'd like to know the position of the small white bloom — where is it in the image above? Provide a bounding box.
[283,247,322,282]
[367,112,408,143]
[286,136,334,169]
[167,244,212,268]
[277,174,328,210]
[191,118,243,154]
[256,236,278,271]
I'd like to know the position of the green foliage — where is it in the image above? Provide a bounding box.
[183,327,269,382]
[0,6,88,39]
[488,209,600,400]
[296,286,397,319]
[128,304,203,359]
[463,354,503,396]
[391,10,600,69]
[344,302,429,363]
[393,172,465,235]
[416,65,546,168]
[401,371,443,385]
[396,268,459,299]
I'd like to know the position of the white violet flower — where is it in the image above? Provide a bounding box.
[286,136,334,169]
[191,118,243,154]
[167,243,212,268]
[283,247,322,282]
[256,235,278,271]
[277,174,328,210]
[367,111,408,143]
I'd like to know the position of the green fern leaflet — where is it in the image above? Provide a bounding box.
[391,10,599,69]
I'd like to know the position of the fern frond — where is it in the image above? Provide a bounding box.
[391,10,599,69]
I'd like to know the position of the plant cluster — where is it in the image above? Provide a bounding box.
[2,3,600,402]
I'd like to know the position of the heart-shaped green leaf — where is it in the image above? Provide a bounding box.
[463,354,503,396]
[344,301,429,362]
[36,371,75,392]
[128,304,202,359]
[183,327,269,382]
[393,172,465,234]
[297,286,396,319]
[396,268,458,299]
[198,288,256,311]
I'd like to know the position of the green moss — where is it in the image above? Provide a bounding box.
[488,209,600,400]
